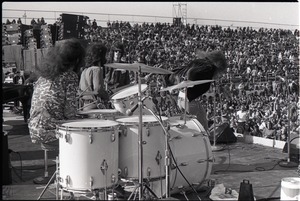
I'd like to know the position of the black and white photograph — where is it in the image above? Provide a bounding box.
[2,1,300,200]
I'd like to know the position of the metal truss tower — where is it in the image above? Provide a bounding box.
[172,2,187,25]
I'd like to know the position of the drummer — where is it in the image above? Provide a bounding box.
[79,42,110,111]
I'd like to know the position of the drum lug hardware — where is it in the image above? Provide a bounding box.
[192,133,200,137]
[166,123,171,131]
[146,126,150,137]
[57,176,63,183]
[55,128,62,138]
[66,175,70,186]
[142,141,147,145]
[111,131,116,142]
[197,159,206,163]
[155,151,162,165]
[208,157,214,163]
[176,124,186,129]
[170,163,176,170]
[124,167,128,178]
[121,126,127,137]
[65,134,70,143]
[180,162,188,166]
[89,132,93,144]
[147,167,151,177]
[90,177,93,188]
[100,159,108,175]
[111,174,116,183]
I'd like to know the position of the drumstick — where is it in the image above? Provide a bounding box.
[77,100,98,111]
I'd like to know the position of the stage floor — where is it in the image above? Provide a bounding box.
[2,110,298,200]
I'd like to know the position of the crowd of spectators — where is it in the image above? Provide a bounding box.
[83,20,299,141]
[3,17,300,141]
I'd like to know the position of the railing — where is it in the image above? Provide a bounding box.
[2,8,299,30]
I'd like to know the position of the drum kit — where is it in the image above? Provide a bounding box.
[40,63,214,200]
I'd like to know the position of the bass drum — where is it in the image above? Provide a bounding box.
[57,119,120,192]
[149,116,213,197]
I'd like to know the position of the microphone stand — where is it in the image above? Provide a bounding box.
[211,81,223,152]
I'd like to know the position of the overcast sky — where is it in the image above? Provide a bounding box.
[2,1,299,30]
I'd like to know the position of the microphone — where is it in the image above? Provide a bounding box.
[126,96,147,116]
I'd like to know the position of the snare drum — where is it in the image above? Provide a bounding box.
[57,119,120,191]
[150,116,213,197]
[110,84,155,116]
[77,109,123,120]
[117,115,168,180]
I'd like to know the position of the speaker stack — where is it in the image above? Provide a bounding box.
[58,13,88,40]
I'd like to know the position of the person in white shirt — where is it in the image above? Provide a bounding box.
[236,105,249,134]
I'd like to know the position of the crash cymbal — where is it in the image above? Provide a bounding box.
[160,80,214,92]
[105,62,173,74]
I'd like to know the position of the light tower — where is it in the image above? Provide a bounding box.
[172,2,187,25]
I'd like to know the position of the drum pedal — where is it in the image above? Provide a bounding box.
[178,186,189,200]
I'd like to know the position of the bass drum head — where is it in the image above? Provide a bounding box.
[149,116,213,197]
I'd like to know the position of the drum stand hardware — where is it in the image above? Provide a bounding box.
[127,180,158,200]
[37,156,60,200]
[100,159,109,200]
[143,105,171,198]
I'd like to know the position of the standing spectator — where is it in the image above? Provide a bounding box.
[41,17,45,25]
[17,18,22,24]
[92,19,98,29]
[236,105,249,134]
[31,18,36,25]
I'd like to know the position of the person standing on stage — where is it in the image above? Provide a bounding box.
[28,38,85,145]
[79,42,110,110]
[106,42,131,89]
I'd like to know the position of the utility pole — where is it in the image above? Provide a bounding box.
[23,11,27,25]
[172,2,187,25]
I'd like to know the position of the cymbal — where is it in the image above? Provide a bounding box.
[160,80,214,92]
[105,62,173,74]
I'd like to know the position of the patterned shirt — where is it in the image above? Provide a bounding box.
[28,71,79,144]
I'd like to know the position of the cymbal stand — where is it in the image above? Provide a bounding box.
[143,106,170,198]
[138,65,144,200]
[184,86,188,125]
